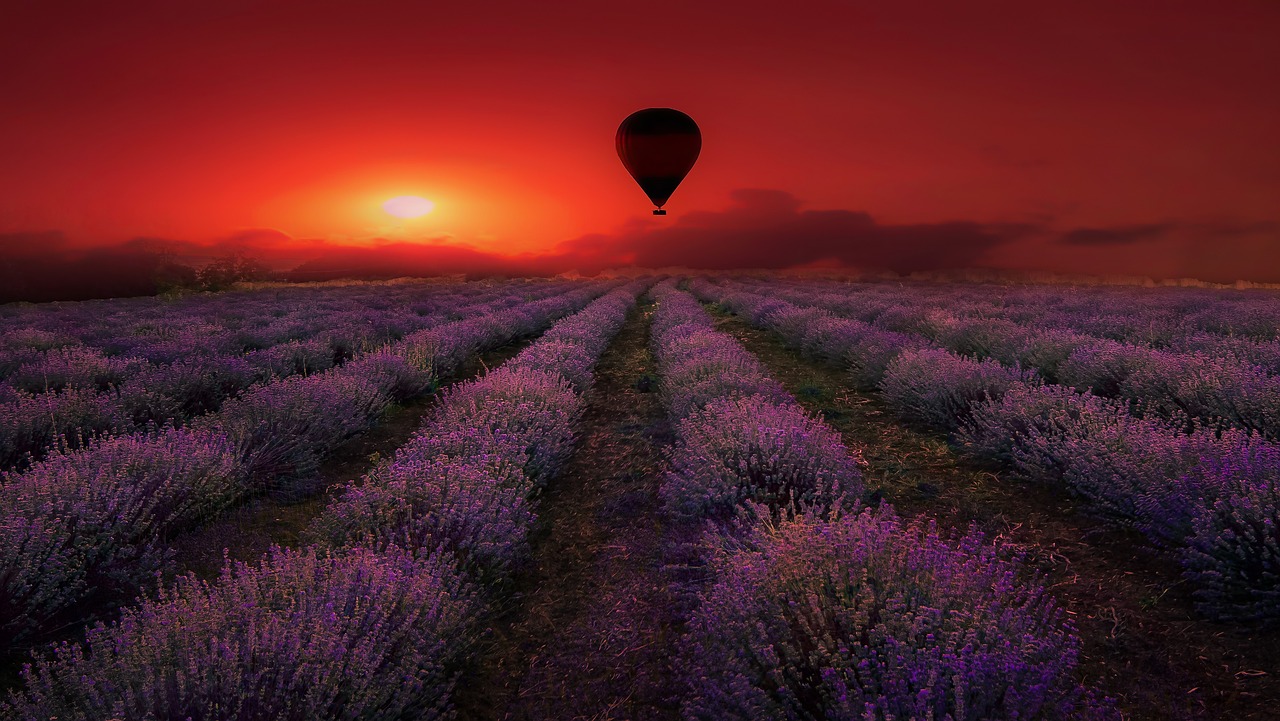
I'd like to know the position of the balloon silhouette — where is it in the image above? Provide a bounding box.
[616,108,701,215]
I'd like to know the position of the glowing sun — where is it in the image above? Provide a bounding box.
[382,195,435,218]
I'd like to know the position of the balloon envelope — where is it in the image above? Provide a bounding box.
[616,108,701,212]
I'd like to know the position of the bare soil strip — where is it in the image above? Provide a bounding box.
[172,340,533,579]
[459,302,680,721]
[710,308,1280,721]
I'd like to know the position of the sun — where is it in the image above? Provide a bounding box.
[382,195,435,218]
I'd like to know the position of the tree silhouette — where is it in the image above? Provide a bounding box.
[198,252,272,290]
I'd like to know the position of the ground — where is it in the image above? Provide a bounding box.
[458,300,681,721]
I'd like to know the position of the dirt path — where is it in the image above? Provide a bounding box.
[710,308,1280,721]
[459,302,680,721]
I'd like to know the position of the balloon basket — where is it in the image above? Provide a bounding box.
[652,209,667,215]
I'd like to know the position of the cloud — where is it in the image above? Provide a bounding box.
[552,189,1032,273]
[1058,223,1172,246]
[3,194,1277,302]
[233,190,1040,280]
[1055,219,1278,249]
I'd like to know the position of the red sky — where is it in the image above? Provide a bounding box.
[2,0,1278,282]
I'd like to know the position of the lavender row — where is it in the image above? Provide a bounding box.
[0,281,557,394]
[740,275,1280,345]
[697,280,1280,623]
[3,283,645,719]
[729,278,1280,440]
[963,385,1280,623]
[648,282,1104,720]
[0,281,574,470]
[314,283,643,585]
[0,280,505,360]
[0,282,611,655]
[734,276,1280,386]
[4,545,476,720]
[649,282,861,526]
[0,281,483,382]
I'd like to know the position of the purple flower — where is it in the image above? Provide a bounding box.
[0,427,244,650]
[678,509,1111,720]
[881,348,1036,431]
[314,435,534,586]
[1181,445,1280,622]
[664,395,864,523]
[4,546,482,720]
[0,387,130,469]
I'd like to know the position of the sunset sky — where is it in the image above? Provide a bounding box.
[2,0,1278,282]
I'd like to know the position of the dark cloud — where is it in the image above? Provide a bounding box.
[1059,223,1172,246]
[0,191,1034,300]
[4,194,1276,303]
[553,189,1032,273]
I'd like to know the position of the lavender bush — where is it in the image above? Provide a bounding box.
[664,395,863,523]
[510,339,598,392]
[679,509,1106,720]
[688,280,926,390]
[881,348,1035,431]
[0,427,244,651]
[8,346,140,393]
[1173,332,1280,375]
[717,278,1280,439]
[432,366,582,488]
[1018,328,1093,384]
[313,433,533,585]
[844,327,928,390]
[651,300,791,419]
[661,281,1115,714]
[0,387,130,468]
[209,372,389,498]
[959,377,1280,621]
[116,354,257,424]
[0,280,589,469]
[4,546,481,720]
[1118,351,1280,439]
[243,337,336,378]
[690,279,1280,622]
[958,383,1131,481]
[1181,445,1280,622]
[342,349,436,402]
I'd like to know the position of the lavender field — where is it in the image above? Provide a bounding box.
[1,276,1278,720]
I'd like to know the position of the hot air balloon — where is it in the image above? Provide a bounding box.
[616,108,701,215]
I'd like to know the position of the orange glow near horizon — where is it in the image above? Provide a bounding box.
[237,162,584,254]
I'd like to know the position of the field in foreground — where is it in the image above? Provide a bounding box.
[1,275,1278,719]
